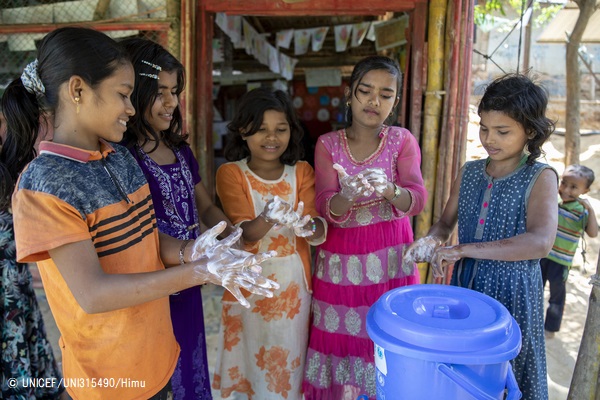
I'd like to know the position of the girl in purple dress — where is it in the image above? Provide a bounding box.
[121,38,235,400]
[302,56,427,399]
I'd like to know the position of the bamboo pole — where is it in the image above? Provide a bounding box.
[167,0,181,63]
[431,0,461,284]
[94,0,111,20]
[409,2,428,142]
[435,0,461,223]
[415,0,447,283]
[455,0,474,175]
[567,256,600,399]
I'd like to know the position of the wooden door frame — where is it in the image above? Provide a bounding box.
[189,0,427,193]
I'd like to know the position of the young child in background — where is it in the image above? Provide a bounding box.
[1,27,277,400]
[541,164,597,338]
[303,55,426,400]
[405,74,558,400]
[212,87,326,400]
[120,37,237,400]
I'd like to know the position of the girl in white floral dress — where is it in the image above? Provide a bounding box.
[213,88,327,400]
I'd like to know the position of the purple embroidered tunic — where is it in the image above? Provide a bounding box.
[130,144,212,400]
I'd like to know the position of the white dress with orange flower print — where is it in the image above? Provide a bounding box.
[213,159,326,400]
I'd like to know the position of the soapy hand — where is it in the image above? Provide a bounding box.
[189,221,241,261]
[360,167,389,197]
[333,163,375,201]
[430,245,463,279]
[291,201,314,237]
[199,247,279,308]
[403,236,444,276]
[188,221,280,308]
[261,196,299,227]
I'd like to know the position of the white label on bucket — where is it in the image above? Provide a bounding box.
[374,344,388,375]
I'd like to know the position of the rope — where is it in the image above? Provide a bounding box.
[474,0,534,74]
[516,0,527,73]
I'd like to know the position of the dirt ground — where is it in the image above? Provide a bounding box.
[34,113,600,400]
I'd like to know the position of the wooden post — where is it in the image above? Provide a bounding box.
[409,2,428,142]
[567,256,600,399]
[94,0,111,20]
[415,0,447,282]
[565,0,596,166]
[194,3,215,190]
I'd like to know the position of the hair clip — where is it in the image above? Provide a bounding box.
[141,60,162,71]
[139,73,159,80]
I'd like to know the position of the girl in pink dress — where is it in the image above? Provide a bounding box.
[302,55,427,400]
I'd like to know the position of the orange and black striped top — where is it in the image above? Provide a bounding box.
[13,140,179,400]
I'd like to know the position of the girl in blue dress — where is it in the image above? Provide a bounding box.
[405,74,558,400]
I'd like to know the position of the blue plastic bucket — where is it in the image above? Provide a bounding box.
[366,284,522,400]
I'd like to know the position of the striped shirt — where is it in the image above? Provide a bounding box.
[13,140,179,400]
[547,200,588,267]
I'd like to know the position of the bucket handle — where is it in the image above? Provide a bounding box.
[437,363,496,400]
[437,363,522,400]
[505,364,522,400]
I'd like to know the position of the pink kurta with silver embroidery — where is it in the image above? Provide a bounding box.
[302,126,426,400]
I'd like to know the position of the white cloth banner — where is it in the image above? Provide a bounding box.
[294,29,311,55]
[351,22,371,47]
[279,52,299,81]
[311,26,329,52]
[334,24,353,52]
[267,42,281,74]
[243,19,258,57]
[276,29,294,49]
[216,13,242,45]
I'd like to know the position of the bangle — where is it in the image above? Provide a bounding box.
[329,208,343,217]
[179,240,192,264]
[260,212,277,225]
[389,183,402,202]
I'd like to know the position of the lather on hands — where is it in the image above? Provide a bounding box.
[333,163,377,201]
[403,236,444,277]
[360,167,390,197]
[261,196,314,238]
[188,221,280,308]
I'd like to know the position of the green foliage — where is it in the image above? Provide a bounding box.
[474,0,562,28]
[474,0,506,26]
[534,4,563,26]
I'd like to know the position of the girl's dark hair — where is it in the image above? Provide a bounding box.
[345,55,403,127]
[0,26,130,211]
[119,38,187,152]
[478,73,555,165]
[224,88,304,165]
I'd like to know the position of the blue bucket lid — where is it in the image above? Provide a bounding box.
[366,284,522,364]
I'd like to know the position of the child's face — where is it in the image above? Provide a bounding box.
[559,173,589,203]
[145,70,179,134]
[77,63,135,148]
[243,110,290,164]
[347,69,399,129]
[479,110,530,164]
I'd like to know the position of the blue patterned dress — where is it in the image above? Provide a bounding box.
[1,210,64,400]
[451,159,553,400]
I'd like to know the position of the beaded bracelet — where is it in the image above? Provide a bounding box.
[309,218,317,234]
[179,240,192,264]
